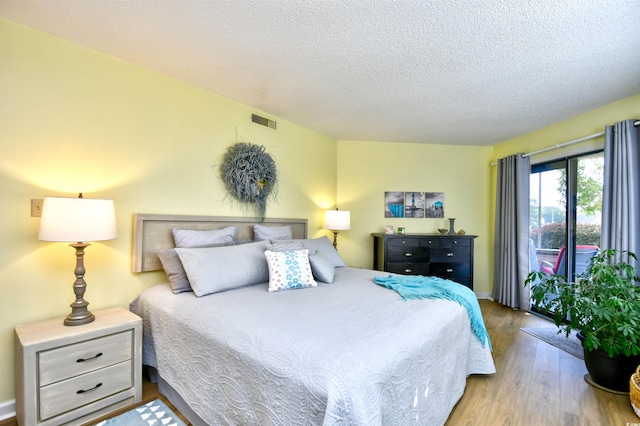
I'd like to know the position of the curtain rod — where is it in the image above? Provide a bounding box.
[491,120,640,166]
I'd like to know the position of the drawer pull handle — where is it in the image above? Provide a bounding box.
[447,253,454,257]
[446,268,454,273]
[77,383,102,394]
[404,253,413,257]
[77,352,103,363]
[404,269,412,273]
[454,241,458,244]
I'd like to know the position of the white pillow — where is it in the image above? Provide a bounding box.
[172,226,237,248]
[176,240,269,297]
[265,249,317,292]
[254,224,292,241]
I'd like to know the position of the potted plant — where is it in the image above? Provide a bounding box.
[525,249,640,392]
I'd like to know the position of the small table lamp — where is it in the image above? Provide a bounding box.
[323,209,351,249]
[38,194,117,326]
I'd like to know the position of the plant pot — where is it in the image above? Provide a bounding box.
[578,332,640,392]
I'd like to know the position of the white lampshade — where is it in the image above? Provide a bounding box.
[323,209,351,231]
[38,196,117,242]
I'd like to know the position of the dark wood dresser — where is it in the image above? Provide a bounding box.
[372,233,477,289]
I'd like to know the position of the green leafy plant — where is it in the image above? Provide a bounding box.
[525,249,640,357]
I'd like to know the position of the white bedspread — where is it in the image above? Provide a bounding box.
[131,267,495,425]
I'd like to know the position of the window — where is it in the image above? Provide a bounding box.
[529,151,603,284]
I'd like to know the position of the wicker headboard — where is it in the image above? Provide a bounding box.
[132,214,308,272]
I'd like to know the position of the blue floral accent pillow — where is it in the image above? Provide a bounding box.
[264,249,317,292]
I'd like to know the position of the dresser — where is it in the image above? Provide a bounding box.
[14,307,142,426]
[372,233,477,289]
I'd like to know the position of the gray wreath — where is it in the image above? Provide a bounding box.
[219,142,277,220]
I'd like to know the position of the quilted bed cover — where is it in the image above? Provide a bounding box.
[130,267,495,425]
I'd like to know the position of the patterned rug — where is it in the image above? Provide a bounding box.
[95,399,187,426]
[520,327,584,360]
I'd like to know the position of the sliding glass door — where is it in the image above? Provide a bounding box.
[529,152,603,290]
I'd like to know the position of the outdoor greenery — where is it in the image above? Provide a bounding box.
[557,157,604,217]
[525,249,640,357]
[529,222,601,248]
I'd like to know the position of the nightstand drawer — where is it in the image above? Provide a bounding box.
[39,360,132,421]
[39,330,132,386]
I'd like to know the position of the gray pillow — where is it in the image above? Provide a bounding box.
[301,236,346,267]
[267,240,305,252]
[308,250,336,283]
[158,240,235,294]
[157,249,191,294]
[172,226,237,248]
[253,224,292,241]
[176,240,269,297]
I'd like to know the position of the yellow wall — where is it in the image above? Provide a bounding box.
[0,19,337,403]
[336,141,494,294]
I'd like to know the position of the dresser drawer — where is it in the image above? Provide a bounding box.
[439,238,470,247]
[387,238,428,262]
[430,247,471,263]
[386,262,429,275]
[39,330,132,386]
[39,360,132,420]
[430,262,471,285]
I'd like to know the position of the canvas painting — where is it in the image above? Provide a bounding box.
[405,192,425,218]
[384,192,405,218]
[425,192,445,218]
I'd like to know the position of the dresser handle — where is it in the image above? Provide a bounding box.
[446,268,453,273]
[447,253,454,257]
[404,253,413,257]
[77,352,103,363]
[77,383,102,394]
[454,240,458,244]
[404,269,412,273]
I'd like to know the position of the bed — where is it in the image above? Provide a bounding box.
[129,214,495,425]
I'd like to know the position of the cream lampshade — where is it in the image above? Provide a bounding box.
[38,194,117,326]
[323,209,351,249]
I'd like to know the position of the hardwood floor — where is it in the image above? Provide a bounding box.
[2,300,637,425]
[447,299,639,425]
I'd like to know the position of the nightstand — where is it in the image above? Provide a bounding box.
[14,307,142,426]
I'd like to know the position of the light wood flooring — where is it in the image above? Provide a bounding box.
[447,300,638,425]
[2,300,637,426]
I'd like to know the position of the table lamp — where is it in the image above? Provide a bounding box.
[323,208,351,249]
[38,194,117,326]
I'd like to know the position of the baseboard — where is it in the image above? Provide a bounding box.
[475,292,491,299]
[0,399,15,422]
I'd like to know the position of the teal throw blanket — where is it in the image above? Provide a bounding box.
[374,275,492,349]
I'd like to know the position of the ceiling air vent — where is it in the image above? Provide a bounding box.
[251,113,276,129]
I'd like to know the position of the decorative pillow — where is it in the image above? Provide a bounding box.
[308,250,336,283]
[254,224,292,241]
[172,226,237,248]
[300,236,347,267]
[267,239,305,252]
[264,249,317,292]
[176,240,269,297]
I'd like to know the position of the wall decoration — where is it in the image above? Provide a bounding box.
[219,142,277,220]
[405,192,425,218]
[384,192,405,218]
[425,192,445,218]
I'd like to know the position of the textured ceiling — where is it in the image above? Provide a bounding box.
[2,0,639,146]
